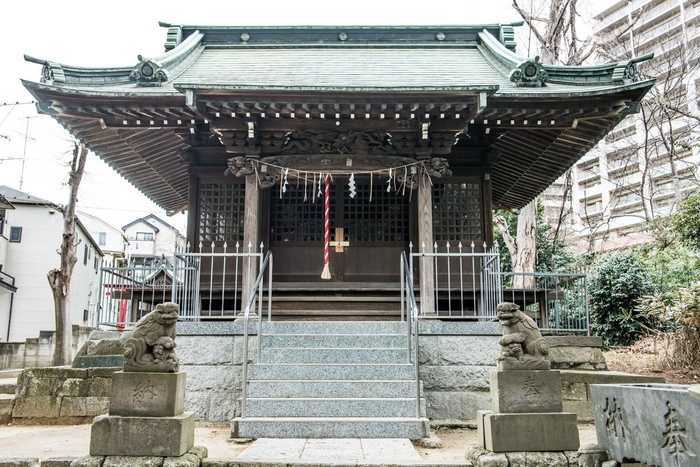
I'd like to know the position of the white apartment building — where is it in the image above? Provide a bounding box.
[542,0,700,252]
[0,186,103,342]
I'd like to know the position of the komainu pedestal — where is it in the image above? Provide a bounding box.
[474,302,580,455]
[89,303,195,457]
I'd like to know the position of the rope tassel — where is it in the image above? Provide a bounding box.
[321,173,332,280]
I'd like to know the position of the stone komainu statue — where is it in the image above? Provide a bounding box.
[123,302,180,373]
[496,301,550,370]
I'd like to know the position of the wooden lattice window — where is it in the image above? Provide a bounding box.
[433,181,483,242]
[270,184,335,242]
[344,179,409,242]
[198,182,246,243]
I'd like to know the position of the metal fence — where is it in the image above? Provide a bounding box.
[409,241,503,320]
[96,242,264,328]
[97,240,588,334]
[408,241,589,334]
[500,269,589,334]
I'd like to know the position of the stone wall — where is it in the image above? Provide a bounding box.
[11,367,114,423]
[0,326,92,370]
[177,323,244,423]
[6,321,637,425]
[417,321,501,420]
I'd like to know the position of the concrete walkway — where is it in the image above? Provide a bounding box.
[237,438,423,463]
[0,423,599,464]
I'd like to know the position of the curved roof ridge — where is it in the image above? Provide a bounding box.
[23,31,204,87]
[478,29,654,86]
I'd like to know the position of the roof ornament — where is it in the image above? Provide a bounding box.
[509,56,549,87]
[612,61,639,84]
[129,55,169,87]
[40,61,65,84]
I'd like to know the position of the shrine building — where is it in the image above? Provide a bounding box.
[20,21,657,439]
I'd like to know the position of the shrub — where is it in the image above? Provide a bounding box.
[589,251,655,347]
[635,283,700,368]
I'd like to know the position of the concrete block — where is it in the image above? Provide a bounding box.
[177,336,234,365]
[68,456,104,467]
[421,365,490,391]
[184,391,210,421]
[11,396,61,418]
[102,456,164,467]
[109,372,185,417]
[425,390,491,420]
[207,391,237,423]
[87,377,112,397]
[162,452,200,467]
[505,451,569,466]
[490,370,563,413]
[39,457,79,467]
[58,378,90,397]
[85,339,124,355]
[563,400,594,422]
[0,459,40,467]
[72,355,124,369]
[482,411,580,452]
[0,397,13,424]
[466,444,509,467]
[59,397,109,417]
[89,412,195,457]
[181,365,237,391]
[561,381,588,401]
[437,336,501,366]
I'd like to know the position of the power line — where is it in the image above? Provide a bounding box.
[0,101,36,107]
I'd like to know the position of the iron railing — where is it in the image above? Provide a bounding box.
[407,241,589,334]
[410,241,503,319]
[96,242,264,328]
[500,269,589,335]
[240,250,273,418]
[400,251,421,419]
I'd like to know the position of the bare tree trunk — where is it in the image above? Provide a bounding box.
[47,142,88,366]
[494,199,537,289]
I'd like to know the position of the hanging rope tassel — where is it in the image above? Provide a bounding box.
[321,173,332,280]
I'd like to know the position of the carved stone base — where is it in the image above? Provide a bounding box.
[490,370,563,413]
[109,371,186,417]
[477,410,580,452]
[90,412,195,457]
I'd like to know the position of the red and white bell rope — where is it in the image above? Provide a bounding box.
[321,173,332,279]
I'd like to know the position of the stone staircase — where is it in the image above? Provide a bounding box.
[231,321,429,439]
[0,369,20,424]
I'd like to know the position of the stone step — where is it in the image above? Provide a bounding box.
[247,380,420,398]
[0,393,14,424]
[260,348,407,364]
[243,397,426,418]
[261,321,406,335]
[261,333,406,349]
[0,378,17,395]
[232,417,429,439]
[248,363,416,380]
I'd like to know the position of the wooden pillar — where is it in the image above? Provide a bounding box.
[241,174,260,311]
[417,172,435,315]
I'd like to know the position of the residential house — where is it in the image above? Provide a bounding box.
[0,186,103,342]
[78,211,128,266]
[121,214,185,268]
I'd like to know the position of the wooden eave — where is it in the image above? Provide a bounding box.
[21,24,656,212]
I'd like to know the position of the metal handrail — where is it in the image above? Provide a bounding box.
[240,250,273,418]
[400,251,421,419]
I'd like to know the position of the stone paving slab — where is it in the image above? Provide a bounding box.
[237,438,423,462]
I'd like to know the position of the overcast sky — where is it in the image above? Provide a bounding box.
[0,0,612,234]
